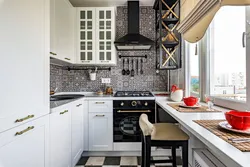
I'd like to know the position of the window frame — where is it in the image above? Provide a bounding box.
[185,6,250,110]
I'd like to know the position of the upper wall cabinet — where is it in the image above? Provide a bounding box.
[177,0,250,43]
[0,0,49,132]
[76,7,116,65]
[50,0,75,63]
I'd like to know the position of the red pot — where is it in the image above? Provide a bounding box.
[225,110,250,130]
[183,96,198,106]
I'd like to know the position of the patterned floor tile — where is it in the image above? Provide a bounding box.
[85,157,105,166]
[120,157,138,166]
[103,157,121,165]
[76,157,89,165]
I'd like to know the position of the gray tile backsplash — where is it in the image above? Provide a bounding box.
[50,6,169,92]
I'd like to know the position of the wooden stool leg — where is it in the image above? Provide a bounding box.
[182,141,188,167]
[141,134,145,167]
[145,136,151,167]
[172,145,177,167]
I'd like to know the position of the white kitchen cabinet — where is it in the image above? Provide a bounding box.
[89,100,113,113]
[0,0,49,133]
[88,104,113,151]
[76,8,116,65]
[71,100,84,167]
[50,0,75,63]
[50,107,71,167]
[0,115,49,167]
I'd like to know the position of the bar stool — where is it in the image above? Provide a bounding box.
[139,114,189,167]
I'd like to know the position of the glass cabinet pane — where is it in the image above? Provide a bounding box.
[80,32,85,40]
[87,52,92,60]
[80,21,85,29]
[81,42,85,50]
[87,11,92,19]
[87,42,92,50]
[106,31,111,40]
[87,31,92,40]
[100,52,105,60]
[106,21,111,29]
[99,42,104,50]
[99,31,104,40]
[80,52,86,60]
[106,11,111,19]
[87,21,92,29]
[99,21,104,29]
[80,11,85,19]
[106,52,111,60]
[106,41,111,50]
[99,11,104,19]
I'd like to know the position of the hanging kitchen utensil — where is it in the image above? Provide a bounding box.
[131,59,135,77]
[122,59,126,75]
[140,59,143,75]
[136,59,139,75]
[126,59,130,75]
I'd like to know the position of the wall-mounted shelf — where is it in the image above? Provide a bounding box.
[154,0,182,70]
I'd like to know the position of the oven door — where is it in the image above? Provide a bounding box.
[113,109,155,142]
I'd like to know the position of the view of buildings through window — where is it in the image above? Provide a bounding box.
[209,6,246,101]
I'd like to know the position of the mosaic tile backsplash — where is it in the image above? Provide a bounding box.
[50,6,168,92]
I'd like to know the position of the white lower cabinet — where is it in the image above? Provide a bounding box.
[88,112,113,151]
[49,107,71,167]
[71,100,84,167]
[0,115,49,167]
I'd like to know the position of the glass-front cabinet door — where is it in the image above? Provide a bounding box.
[78,8,95,64]
[96,8,116,65]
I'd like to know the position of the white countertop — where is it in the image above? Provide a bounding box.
[156,97,250,167]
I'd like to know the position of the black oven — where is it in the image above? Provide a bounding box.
[113,100,155,142]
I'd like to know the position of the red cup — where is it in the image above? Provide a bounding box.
[225,110,250,130]
[183,96,198,106]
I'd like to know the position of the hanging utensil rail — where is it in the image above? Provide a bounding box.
[118,55,147,59]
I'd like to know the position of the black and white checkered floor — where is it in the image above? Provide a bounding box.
[75,156,183,167]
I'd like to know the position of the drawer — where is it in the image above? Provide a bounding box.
[89,100,113,113]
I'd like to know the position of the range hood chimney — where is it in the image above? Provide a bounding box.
[114,1,154,50]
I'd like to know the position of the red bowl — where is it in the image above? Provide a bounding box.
[225,111,250,130]
[183,96,198,106]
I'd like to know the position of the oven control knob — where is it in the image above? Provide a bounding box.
[120,102,124,106]
[144,102,148,106]
[131,101,137,106]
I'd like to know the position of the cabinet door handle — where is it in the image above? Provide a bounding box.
[50,52,57,56]
[242,32,246,48]
[82,60,90,63]
[15,115,34,123]
[65,58,71,61]
[15,126,34,136]
[76,104,82,107]
[95,115,105,117]
[60,110,68,115]
[95,102,105,104]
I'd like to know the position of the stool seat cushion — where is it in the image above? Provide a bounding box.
[151,123,189,141]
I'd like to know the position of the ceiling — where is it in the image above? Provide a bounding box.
[69,0,155,7]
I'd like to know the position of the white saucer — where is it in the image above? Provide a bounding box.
[179,104,201,108]
[218,121,250,134]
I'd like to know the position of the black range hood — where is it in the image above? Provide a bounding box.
[114,1,154,50]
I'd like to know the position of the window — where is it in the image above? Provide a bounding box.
[189,43,200,95]
[209,6,246,102]
[185,6,250,110]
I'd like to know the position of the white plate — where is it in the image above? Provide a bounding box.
[218,121,250,134]
[179,104,201,108]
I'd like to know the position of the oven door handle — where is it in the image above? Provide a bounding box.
[117,110,151,113]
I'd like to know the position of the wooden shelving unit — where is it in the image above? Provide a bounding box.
[154,0,181,70]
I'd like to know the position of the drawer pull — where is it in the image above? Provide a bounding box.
[15,126,34,136]
[95,115,105,117]
[50,52,57,55]
[76,104,82,107]
[60,110,68,115]
[65,58,71,61]
[95,102,105,104]
[117,110,151,113]
[15,115,34,123]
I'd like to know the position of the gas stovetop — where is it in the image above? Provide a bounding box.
[114,91,154,97]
